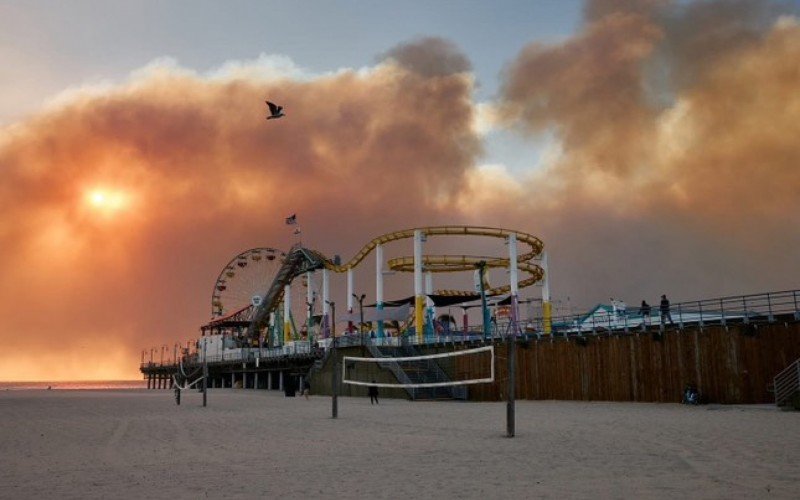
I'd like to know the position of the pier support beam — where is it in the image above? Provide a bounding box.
[254,372,259,390]
[243,372,248,389]
[279,371,284,392]
[268,371,273,390]
[231,372,235,388]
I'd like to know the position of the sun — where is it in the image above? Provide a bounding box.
[85,188,129,214]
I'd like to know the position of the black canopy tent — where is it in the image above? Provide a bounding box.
[364,294,486,309]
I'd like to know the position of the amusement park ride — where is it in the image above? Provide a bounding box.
[204,225,552,350]
[159,225,550,436]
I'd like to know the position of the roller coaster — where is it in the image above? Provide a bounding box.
[214,225,551,345]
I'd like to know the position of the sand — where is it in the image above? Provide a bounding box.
[0,389,798,499]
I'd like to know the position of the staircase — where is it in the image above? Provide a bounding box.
[366,344,467,401]
[774,358,800,408]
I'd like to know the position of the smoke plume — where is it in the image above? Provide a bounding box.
[1,2,799,380]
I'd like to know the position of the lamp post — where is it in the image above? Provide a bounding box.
[326,300,337,419]
[149,348,155,364]
[160,344,167,365]
[353,293,366,345]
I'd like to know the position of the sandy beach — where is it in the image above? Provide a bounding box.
[0,389,797,499]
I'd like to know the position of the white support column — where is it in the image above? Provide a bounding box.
[347,269,354,334]
[322,268,330,338]
[414,230,424,341]
[425,271,435,336]
[268,371,273,391]
[231,372,235,388]
[283,284,292,343]
[541,250,552,335]
[376,243,384,338]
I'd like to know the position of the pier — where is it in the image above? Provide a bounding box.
[142,288,800,405]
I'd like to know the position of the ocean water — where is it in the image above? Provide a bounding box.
[0,380,147,391]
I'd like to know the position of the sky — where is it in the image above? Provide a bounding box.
[1,0,799,380]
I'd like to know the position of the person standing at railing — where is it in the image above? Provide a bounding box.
[640,300,651,321]
[660,295,674,326]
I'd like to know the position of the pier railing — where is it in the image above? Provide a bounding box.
[528,288,800,337]
[141,341,321,368]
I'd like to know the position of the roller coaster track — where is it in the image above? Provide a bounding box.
[324,226,544,296]
[246,226,545,338]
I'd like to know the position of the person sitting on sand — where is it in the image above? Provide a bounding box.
[683,384,699,405]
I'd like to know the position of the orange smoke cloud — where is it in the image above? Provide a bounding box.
[0,41,480,380]
[2,3,799,381]
[482,0,800,301]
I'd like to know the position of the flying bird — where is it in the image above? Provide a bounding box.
[265,101,285,120]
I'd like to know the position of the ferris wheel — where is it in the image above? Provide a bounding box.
[210,248,321,329]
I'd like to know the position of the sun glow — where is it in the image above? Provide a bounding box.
[86,189,129,213]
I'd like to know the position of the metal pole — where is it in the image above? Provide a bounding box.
[767,292,774,322]
[794,291,799,320]
[322,269,330,338]
[347,269,354,334]
[425,271,434,340]
[507,326,516,438]
[507,234,518,438]
[376,243,385,338]
[202,338,208,407]
[307,271,314,344]
[328,301,338,419]
[478,262,490,340]
[698,301,704,329]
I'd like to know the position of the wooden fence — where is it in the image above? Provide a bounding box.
[462,321,800,404]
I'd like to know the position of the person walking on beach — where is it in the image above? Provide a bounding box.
[302,379,311,400]
[660,295,674,326]
[368,381,379,405]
